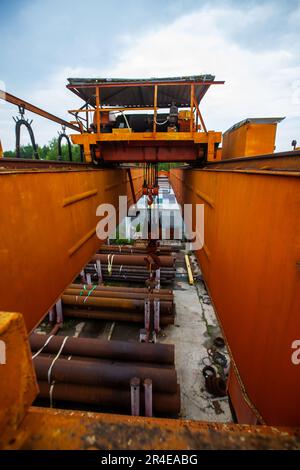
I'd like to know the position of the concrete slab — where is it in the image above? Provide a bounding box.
[159,253,233,423]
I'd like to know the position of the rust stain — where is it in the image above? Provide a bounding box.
[15,407,300,450]
[170,165,300,426]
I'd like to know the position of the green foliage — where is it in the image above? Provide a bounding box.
[3,137,81,162]
[158,162,181,171]
[109,225,134,245]
[110,237,133,245]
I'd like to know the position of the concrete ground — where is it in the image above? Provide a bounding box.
[159,250,233,423]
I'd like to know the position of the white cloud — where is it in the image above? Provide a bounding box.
[1,3,299,151]
[108,5,300,148]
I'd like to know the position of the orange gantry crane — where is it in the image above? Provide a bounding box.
[0,76,300,449]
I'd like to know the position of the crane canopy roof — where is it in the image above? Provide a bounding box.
[67,75,223,108]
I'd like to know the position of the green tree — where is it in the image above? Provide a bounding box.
[3,137,81,162]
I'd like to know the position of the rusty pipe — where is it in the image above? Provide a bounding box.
[94,275,174,281]
[62,308,174,325]
[37,381,180,416]
[89,268,175,275]
[99,245,173,254]
[95,274,174,281]
[33,356,177,393]
[88,264,175,272]
[30,334,175,364]
[68,283,172,296]
[61,294,173,315]
[92,254,176,268]
[95,277,173,285]
[48,323,62,336]
[63,288,173,304]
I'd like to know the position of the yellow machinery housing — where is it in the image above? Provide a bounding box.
[222,118,284,159]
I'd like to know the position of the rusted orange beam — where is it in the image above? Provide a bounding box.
[0,89,80,132]
[194,97,207,133]
[95,86,101,133]
[0,167,143,332]
[0,313,38,449]
[170,161,300,426]
[12,407,300,450]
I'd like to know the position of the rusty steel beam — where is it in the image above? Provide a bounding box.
[0,89,81,133]
[30,334,174,365]
[97,142,204,162]
[0,167,143,332]
[10,407,298,450]
[0,158,93,169]
[0,313,38,449]
[205,149,300,171]
[33,356,177,393]
[126,168,137,204]
[170,163,300,427]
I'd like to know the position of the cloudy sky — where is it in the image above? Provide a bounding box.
[0,0,299,151]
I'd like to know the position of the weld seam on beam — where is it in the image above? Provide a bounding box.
[105,182,121,192]
[63,189,98,207]
[203,168,300,177]
[196,190,215,208]
[183,181,193,192]
[203,244,211,260]
[68,228,96,257]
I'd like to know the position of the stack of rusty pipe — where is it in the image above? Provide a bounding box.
[87,253,176,283]
[30,334,180,417]
[98,243,179,254]
[62,284,175,325]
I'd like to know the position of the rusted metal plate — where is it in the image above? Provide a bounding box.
[0,167,143,332]
[205,150,300,171]
[0,313,38,449]
[170,164,300,426]
[221,120,283,159]
[14,407,300,450]
[0,158,94,170]
[70,131,221,163]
